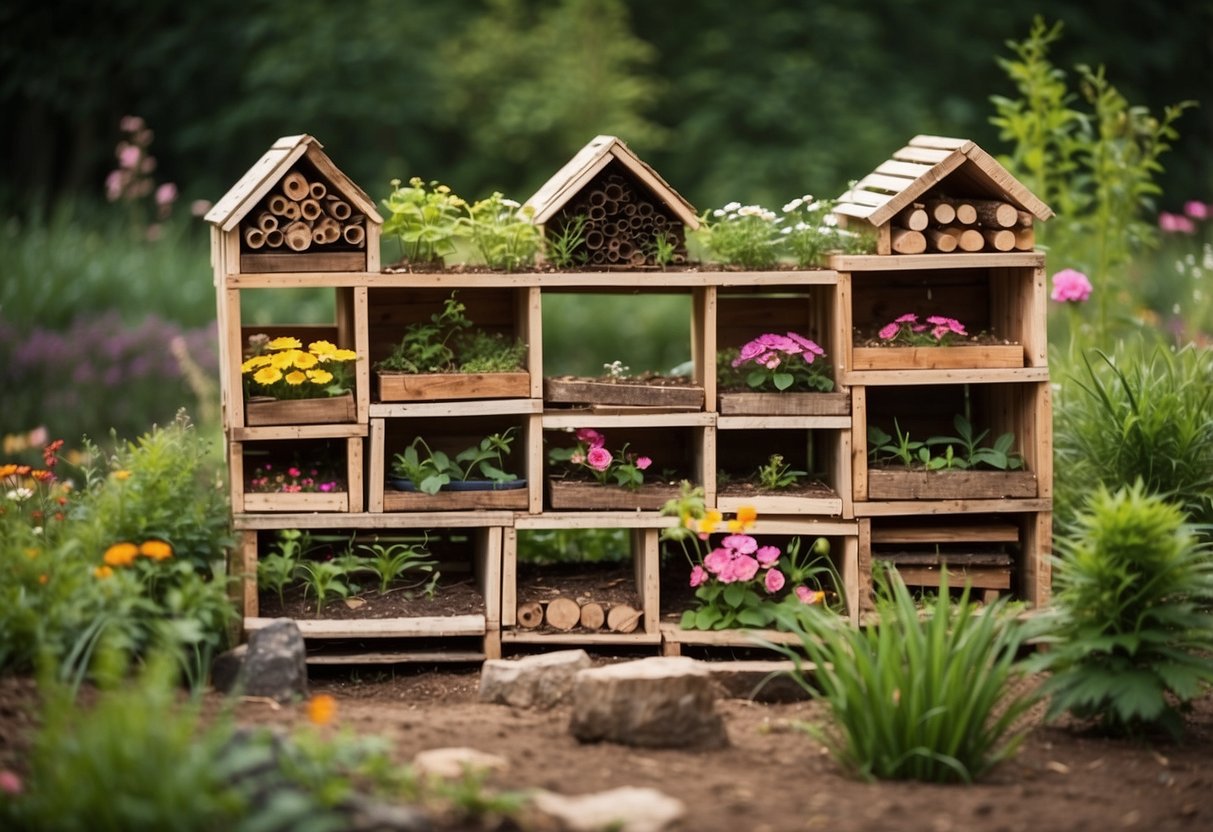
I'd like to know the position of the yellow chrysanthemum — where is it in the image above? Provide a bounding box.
[306,368,334,385]
[93,565,113,580]
[103,542,138,568]
[308,340,338,356]
[328,349,357,362]
[307,693,337,726]
[266,336,302,351]
[284,370,308,385]
[270,351,296,370]
[240,355,273,373]
[291,351,319,369]
[138,540,173,561]
[254,366,283,385]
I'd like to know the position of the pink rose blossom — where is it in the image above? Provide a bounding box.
[576,428,606,448]
[1050,268,1093,303]
[703,547,732,574]
[1159,211,1196,234]
[878,322,900,340]
[764,568,786,593]
[586,446,613,471]
[689,565,708,587]
[733,339,767,366]
[755,545,780,566]
[726,554,760,583]
[720,533,758,555]
[1183,200,1209,220]
[635,456,652,470]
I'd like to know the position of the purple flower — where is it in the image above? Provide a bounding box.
[1050,269,1093,303]
[733,339,768,366]
[1159,211,1196,234]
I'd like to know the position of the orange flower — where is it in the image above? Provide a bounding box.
[103,542,138,567]
[92,566,112,580]
[735,506,758,529]
[38,573,50,584]
[306,693,337,726]
[138,540,173,561]
[696,510,723,536]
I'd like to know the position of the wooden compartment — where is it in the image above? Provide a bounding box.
[368,285,541,402]
[713,420,849,517]
[852,381,1049,505]
[231,433,365,514]
[369,411,542,514]
[240,525,503,661]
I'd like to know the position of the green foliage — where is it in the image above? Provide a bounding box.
[391,429,519,494]
[543,213,590,269]
[296,559,353,615]
[257,529,309,607]
[461,192,542,271]
[756,454,805,490]
[516,527,630,565]
[376,292,526,376]
[1052,339,1213,531]
[356,537,438,596]
[380,177,468,266]
[773,569,1037,783]
[868,416,1023,472]
[1028,482,1213,737]
[691,197,873,269]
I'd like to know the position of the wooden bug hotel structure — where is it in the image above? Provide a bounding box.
[207,133,1053,664]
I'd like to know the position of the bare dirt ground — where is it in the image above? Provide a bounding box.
[3,664,1210,832]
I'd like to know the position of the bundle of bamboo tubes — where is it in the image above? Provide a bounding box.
[241,170,365,252]
[889,195,1034,255]
[550,170,687,267]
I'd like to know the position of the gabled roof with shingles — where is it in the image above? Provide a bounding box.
[204,134,382,232]
[524,135,700,229]
[835,135,1053,226]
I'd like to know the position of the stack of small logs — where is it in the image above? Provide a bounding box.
[889,195,1034,255]
[550,170,687,267]
[241,170,365,252]
[516,597,642,634]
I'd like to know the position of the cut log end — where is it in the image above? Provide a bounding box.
[545,597,581,631]
[516,601,543,629]
[606,604,641,634]
[982,228,1016,252]
[890,228,926,255]
[579,601,605,631]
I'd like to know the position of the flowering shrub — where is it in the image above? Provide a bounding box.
[247,461,342,494]
[241,336,357,400]
[381,177,468,265]
[548,428,652,490]
[660,483,839,630]
[876,313,968,346]
[725,331,833,392]
[105,115,177,241]
[694,196,873,269]
[1050,268,1093,303]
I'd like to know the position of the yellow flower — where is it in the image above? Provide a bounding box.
[284,370,308,385]
[111,470,131,481]
[325,348,357,363]
[307,693,337,726]
[93,566,113,580]
[291,351,318,369]
[266,336,302,351]
[306,369,334,385]
[103,542,138,567]
[308,340,338,356]
[697,510,723,536]
[270,351,296,370]
[138,540,173,561]
[25,547,39,559]
[240,355,272,373]
[254,366,283,385]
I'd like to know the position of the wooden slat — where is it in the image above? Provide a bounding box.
[240,252,367,273]
[892,145,955,164]
[716,414,851,430]
[839,188,894,209]
[884,565,1011,590]
[306,649,485,665]
[206,137,310,231]
[851,345,1024,371]
[716,494,844,516]
[874,159,936,180]
[502,631,662,645]
[842,367,1050,386]
[245,615,487,638]
[854,499,1052,517]
[230,423,368,441]
[909,135,974,152]
[658,624,804,647]
[512,512,679,530]
[876,552,1013,566]
[830,252,1043,272]
[871,524,1019,544]
[541,411,715,429]
[233,511,517,530]
[242,492,348,513]
[855,172,918,194]
[833,202,877,221]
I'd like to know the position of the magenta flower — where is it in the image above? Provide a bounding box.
[726,554,760,583]
[155,182,178,207]
[704,547,732,575]
[635,456,652,470]
[895,313,918,324]
[1184,200,1209,220]
[0,769,23,796]
[586,446,613,471]
[755,545,780,566]
[118,143,141,170]
[733,339,767,366]
[576,428,605,448]
[764,568,786,593]
[1050,269,1093,303]
[878,322,900,340]
[1159,211,1197,234]
[720,533,758,555]
[689,565,708,587]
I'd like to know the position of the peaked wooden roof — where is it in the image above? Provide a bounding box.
[835,135,1053,226]
[204,134,382,232]
[524,135,700,229]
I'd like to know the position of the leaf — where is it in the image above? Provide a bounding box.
[419,473,450,494]
[723,583,746,607]
[695,606,720,629]
[773,371,794,391]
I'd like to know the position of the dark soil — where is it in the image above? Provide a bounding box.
[3,669,1209,832]
[716,480,838,501]
[258,575,485,620]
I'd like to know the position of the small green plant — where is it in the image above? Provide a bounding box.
[257,529,309,607]
[391,428,519,494]
[296,559,355,614]
[543,213,590,269]
[1026,481,1213,738]
[868,416,1023,471]
[356,537,439,595]
[756,454,805,490]
[381,177,468,266]
[867,420,923,467]
[651,231,678,269]
[376,292,526,375]
[694,202,781,269]
[461,192,541,271]
[772,567,1037,783]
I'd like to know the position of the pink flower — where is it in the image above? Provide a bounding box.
[105,170,125,201]
[635,456,652,470]
[190,199,213,217]
[120,115,145,133]
[720,533,758,555]
[155,182,178,207]
[763,355,781,370]
[586,446,612,471]
[1051,268,1093,303]
[703,547,732,575]
[794,585,825,605]
[878,322,900,340]
[0,769,22,795]
[570,451,585,465]
[764,568,786,593]
[725,554,760,583]
[755,545,780,566]
[1184,200,1209,220]
[734,339,767,366]
[787,331,824,356]
[576,428,606,448]
[758,333,798,353]
[689,565,708,587]
[118,143,141,170]
[1159,211,1196,234]
[894,313,918,324]
[288,467,301,478]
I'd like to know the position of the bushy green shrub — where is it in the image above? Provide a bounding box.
[1028,481,1213,737]
[773,569,1036,783]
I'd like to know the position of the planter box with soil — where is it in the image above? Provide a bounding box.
[245,392,357,427]
[545,375,704,410]
[384,478,529,511]
[547,478,682,511]
[866,468,1037,500]
[377,371,531,403]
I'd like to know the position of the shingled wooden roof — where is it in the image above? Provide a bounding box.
[524,135,700,229]
[835,135,1053,227]
[204,134,382,232]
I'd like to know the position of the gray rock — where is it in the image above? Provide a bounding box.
[411,747,509,780]
[340,794,434,832]
[219,618,309,703]
[531,786,685,832]
[210,643,248,695]
[478,649,593,708]
[568,656,728,748]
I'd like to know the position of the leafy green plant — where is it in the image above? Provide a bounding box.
[543,213,590,269]
[375,292,526,375]
[257,529,307,606]
[1027,481,1213,738]
[867,420,923,467]
[548,428,652,490]
[296,559,355,614]
[651,231,678,269]
[391,428,519,494]
[756,454,805,490]
[380,177,468,266]
[868,416,1023,472]
[772,568,1036,783]
[721,331,834,393]
[356,537,439,595]
[692,196,874,269]
[460,192,541,271]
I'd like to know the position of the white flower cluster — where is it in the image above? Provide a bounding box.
[6,487,33,502]
[712,201,778,222]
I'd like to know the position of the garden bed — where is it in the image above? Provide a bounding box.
[257,575,484,621]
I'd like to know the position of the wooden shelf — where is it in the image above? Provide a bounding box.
[244,615,487,638]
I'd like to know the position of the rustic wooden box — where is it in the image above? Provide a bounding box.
[230,433,365,514]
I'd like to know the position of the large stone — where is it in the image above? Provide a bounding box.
[411,747,509,781]
[531,786,685,832]
[478,649,593,708]
[568,656,728,748]
[214,618,309,703]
